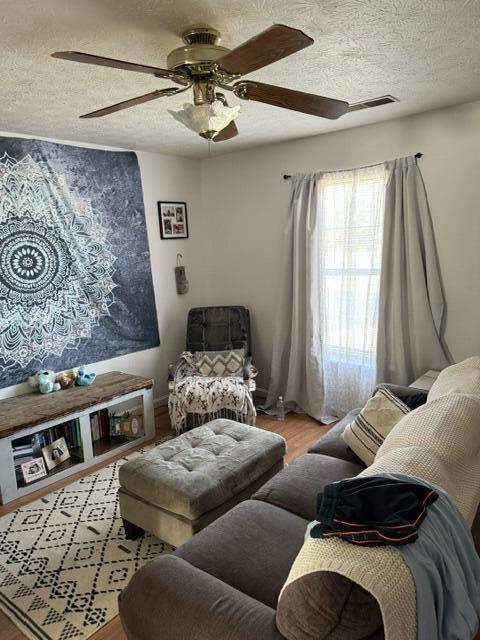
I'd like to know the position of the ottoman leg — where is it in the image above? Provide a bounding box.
[123,518,144,540]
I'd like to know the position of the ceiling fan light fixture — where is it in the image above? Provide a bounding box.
[169,100,240,139]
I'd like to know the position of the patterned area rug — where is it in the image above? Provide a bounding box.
[0,442,173,640]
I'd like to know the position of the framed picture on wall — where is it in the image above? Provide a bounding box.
[158,202,189,239]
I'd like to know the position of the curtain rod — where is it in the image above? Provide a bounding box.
[283,152,423,180]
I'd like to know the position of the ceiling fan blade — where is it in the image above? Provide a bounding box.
[235,81,348,120]
[216,24,313,76]
[52,51,186,83]
[79,88,179,118]
[213,120,239,142]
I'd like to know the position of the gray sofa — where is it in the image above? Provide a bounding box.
[119,385,480,640]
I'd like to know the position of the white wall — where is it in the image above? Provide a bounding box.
[3,99,480,400]
[0,134,207,401]
[201,99,480,389]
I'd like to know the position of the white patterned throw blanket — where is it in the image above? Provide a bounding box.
[168,352,256,434]
[281,392,480,640]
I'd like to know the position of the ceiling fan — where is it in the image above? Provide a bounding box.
[52,24,393,142]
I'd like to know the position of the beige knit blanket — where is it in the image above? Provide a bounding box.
[428,356,480,402]
[281,393,480,640]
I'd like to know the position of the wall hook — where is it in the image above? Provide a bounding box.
[174,254,189,294]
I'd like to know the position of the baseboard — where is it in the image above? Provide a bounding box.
[154,394,169,408]
[154,395,169,416]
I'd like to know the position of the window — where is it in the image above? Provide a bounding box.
[316,165,388,417]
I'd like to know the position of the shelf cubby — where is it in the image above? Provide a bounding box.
[0,372,155,504]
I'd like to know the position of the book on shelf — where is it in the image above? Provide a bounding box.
[90,409,111,441]
[99,410,106,438]
[90,413,100,441]
[13,445,34,459]
[13,443,33,451]
[75,420,81,448]
[64,424,73,450]
[59,419,81,451]
[14,453,37,467]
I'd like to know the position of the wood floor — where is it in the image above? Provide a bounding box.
[0,406,329,640]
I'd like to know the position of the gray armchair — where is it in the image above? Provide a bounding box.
[168,306,257,431]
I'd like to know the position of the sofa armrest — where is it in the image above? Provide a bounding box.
[119,555,285,640]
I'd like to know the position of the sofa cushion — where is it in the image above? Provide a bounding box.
[277,571,383,640]
[342,387,410,466]
[119,554,285,640]
[175,499,308,609]
[308,411,365,466]
[252,453,364,521]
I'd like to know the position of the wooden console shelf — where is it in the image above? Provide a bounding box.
[0,371,155,504]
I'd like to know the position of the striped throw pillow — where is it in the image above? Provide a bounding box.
[195,349,244,377]
[342,387,410,466]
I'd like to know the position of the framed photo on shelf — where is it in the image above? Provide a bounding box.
[110,413,143,439]
[21,458,47,484]
[42,436,71,471]
[158,202,189,239]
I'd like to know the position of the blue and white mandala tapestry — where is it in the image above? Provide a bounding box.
[0,137,159,388]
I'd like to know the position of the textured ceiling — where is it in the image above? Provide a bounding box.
[2,0,480,158]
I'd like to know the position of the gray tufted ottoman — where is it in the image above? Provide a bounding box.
[118,419,286,547]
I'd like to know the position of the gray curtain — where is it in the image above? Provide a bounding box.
[376,156,451,385]
[264,174,325,420]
